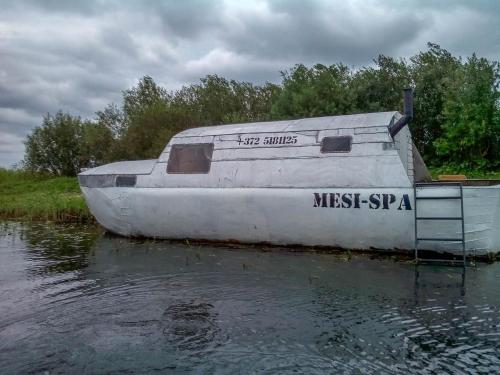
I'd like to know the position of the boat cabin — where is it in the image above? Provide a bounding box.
[79,111,431,189]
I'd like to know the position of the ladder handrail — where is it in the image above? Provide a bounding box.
[414,184,418,263]
[460,184,466,265]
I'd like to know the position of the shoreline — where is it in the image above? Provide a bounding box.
[1,169,498,262]
[0,170,93,223]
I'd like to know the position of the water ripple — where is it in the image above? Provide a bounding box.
[0,222,499,374]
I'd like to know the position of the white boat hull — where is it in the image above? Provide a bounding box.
[81,186,500,255]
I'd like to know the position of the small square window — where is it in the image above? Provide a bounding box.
[320,136,352,153]
[167,143,214,174]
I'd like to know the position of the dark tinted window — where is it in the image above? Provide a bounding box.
[78,175,115,188]
[115,175,136,187]
[321,136,352,153]
[167,143,214,174]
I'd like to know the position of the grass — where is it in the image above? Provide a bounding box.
[0,169,93,222]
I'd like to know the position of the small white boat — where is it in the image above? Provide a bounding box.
[79,91,500,256]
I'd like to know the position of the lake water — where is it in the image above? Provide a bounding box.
[0,222,499,374]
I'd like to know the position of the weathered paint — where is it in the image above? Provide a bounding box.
[81,186,500,254]
[78,111,499,254]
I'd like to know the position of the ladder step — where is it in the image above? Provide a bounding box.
[417,237,464,242]
[415,196,461,200]
[416,259,466,266]
[416,217,463,220]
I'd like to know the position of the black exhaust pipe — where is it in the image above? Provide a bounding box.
[389,88,413,138]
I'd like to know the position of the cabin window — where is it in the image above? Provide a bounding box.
[167,143,214,174]
[320,136,352,153]
[115,175,136,187]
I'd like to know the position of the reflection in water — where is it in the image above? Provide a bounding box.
[403,266,497,374]
[0,221,499,374]
[20,221,98,275]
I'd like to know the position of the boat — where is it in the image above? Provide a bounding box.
[78,90,500,256]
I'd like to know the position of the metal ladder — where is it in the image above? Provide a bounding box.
[414,182,467,267]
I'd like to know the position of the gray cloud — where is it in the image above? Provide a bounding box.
[0,0,499,167]
[216,1,424,65]
[153,0,225,40]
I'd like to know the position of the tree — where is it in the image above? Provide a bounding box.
[118,76,171,159]
[173,75,280,125]
[24,112,116,175]
[81,121,114,167]
[410,43,461,160]
[271,63,354,119]
[123,75,170,119]
[24,112,84,176]
[96,103,124,139]
[434,55,500,169]
[351,55,411,113]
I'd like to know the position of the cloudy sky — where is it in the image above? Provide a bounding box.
[0,0,499,167]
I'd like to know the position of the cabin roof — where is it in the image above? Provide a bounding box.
[79,159,157,175]
[174,111,399,138]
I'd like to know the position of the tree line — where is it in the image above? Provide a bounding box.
[23,43,500,176]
